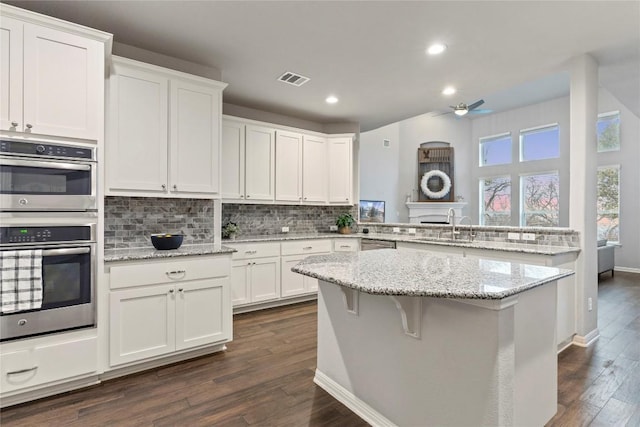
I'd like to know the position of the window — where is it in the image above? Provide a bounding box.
[479,133,511,166]
[597,112,620,152]
[597,165,620,242]
[521,172,559,227]
[480,176,511,226]
[520,124,560,162]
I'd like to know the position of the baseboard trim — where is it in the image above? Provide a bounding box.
[614,266,640,274]
[233,294,317,314]
[314,369,397,427]
[1,375,101,408]
[572,329,600,347]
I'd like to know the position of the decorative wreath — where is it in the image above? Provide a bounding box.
[420,170,452,199]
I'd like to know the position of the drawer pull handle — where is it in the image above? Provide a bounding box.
[166,270,186,277]
[178,288,184,293]
[303,246,313,250]
[7,367,38,375]
[340,245,350,248]
[245,250,257,254]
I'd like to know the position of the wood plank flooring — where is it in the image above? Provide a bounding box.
[1,272,638,426]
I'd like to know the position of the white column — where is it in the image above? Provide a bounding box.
[569,54,599,344]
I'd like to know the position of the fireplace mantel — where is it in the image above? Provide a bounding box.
[406,202,468,224]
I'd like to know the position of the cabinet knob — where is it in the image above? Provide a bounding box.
[162,184,166,190]
[168,289,175,294]
[173,185,177,190]
[11,121,18,127]
[303,197,307,200]
[178,288,184,293]
[25,123,33,129]
[240,195,244,198]
[246,195,250,198]
[345,198,349,201]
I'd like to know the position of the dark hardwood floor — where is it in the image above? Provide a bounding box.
[1,272,638,426]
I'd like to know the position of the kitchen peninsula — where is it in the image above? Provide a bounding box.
[292,249,574,427]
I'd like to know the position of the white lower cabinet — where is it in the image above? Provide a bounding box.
[108,255,232,367]
[231,257,281,305]
[280,239,332,297]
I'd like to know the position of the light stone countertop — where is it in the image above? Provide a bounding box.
[291,249,575,300]
[104,243,235,262]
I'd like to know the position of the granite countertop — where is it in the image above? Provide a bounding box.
[224,233,343,243]
[105,243,236,262]
[291,249,575,300]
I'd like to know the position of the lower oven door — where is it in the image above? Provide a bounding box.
[1,245,95,341]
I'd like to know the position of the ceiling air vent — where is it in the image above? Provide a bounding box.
[278,71,310,87]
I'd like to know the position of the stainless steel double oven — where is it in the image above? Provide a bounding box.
[0,138,97,341]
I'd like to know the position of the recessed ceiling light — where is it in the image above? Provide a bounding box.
[427,43,447,55]
[326,95,338,104]
[442,86,456,96]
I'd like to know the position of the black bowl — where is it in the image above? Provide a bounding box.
[151,234,184,250]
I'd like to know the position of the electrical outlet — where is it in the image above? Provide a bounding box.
[392,227,401,233]
[507,232,520,240]
[281,226,289,233]
[588,297,593,311]
[329,225,338,231]
[522,233,535,241]
[407,228,417,234]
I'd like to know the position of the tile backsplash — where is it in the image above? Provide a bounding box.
[105,197,214,249]
[222,204,357,236]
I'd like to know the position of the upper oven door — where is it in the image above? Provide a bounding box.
[0,157,96,211]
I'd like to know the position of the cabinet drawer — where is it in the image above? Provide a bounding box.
[281,239,332,256]
[333,239,359,252]
[226,242,281,260]
[110,257,230,290]
[1,336,97,394]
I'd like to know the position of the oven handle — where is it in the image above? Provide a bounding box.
[41,247,90,256]
[1,158,91,171]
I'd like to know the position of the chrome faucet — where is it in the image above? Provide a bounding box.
[446,208,459,240]
[457,216,476,242]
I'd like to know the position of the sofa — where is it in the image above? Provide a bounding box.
[597,239,615,276]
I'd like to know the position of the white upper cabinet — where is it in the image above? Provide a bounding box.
[107,57,226,198]
[244,124,275,201]
[221,119,246,200]
[328,137,353,204]
[0,9,109,140]
[170,79,221,194]
[275,130,303,202]
[302,135,328,203]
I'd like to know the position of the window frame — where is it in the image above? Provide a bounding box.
[519,170,560,227]
[519,123,560,163]
[596,164,620,244]
[479,175,512,226]
[479,132,512,167]
[597,111,620,153]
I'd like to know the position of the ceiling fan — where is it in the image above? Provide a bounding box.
[450,99,491,116]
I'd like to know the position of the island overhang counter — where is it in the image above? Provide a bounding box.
[292,249,575,427]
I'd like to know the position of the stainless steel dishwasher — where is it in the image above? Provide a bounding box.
[360,238,396,251]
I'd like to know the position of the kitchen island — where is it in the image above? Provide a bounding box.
[292,249,574,427]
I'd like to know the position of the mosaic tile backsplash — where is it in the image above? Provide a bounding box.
[105,197,215,249]
[222,204,358,237]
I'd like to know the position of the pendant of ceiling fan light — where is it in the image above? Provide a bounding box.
[453,103,468,116]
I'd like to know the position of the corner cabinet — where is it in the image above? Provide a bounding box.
[107,255,232,367]
[107,56,227,198]
[0,8,110,140]
[222,115,353,206]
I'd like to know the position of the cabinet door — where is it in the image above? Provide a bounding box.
[302,135,328,203]
[170,79,221,195]
[328,137,352,204]
[230,261,251,306]
[22,23,101,140]
[109,285,176,366]
[275,130,303,202]
[221,120,245,200]
[245,125,275,201]
[175,278,231,350]
[250,257,280,302]
[108,62,169,194]
[0,16,23,133]
[281,255,306,297]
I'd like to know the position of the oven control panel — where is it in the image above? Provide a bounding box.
[0,139,94,160]
[0,226,91,245]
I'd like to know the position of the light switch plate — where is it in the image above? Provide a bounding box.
[392,227,401,233]
[281,226,289,233]
[507,232,520,240]
[522,233,535,241]
[408,228,417,234]
[330,225,338,231]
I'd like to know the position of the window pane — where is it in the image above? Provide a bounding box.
[480,176,511,226]
[479,134,511,166]
[520,125,560,162]
[597,166,620,242]
[521,172,559,227]
[597,112,620,152]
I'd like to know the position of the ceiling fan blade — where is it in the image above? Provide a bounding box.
[467,99,485,111]
[468,108,493,115]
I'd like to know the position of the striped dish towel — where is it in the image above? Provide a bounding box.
[0,250,43,314]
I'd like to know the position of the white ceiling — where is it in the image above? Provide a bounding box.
[5,1,640,131]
